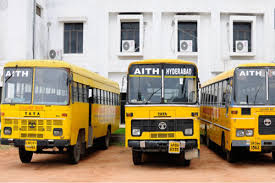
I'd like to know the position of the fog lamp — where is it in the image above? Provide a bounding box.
[132,129,140,136]
[4,127,12,135]
[236,129,245,137]
[53,128,63,136]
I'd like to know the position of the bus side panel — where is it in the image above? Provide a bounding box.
[71,102,89,146]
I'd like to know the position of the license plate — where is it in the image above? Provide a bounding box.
[250,138,261,152]
[168,141,180,154]
[25,140,37,152]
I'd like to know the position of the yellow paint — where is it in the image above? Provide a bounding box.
[125,59,200,151]
[200,63,275,152]
[1,60,120,150]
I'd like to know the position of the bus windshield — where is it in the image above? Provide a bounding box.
[2,67,69,105]
[234,68,266,105]
[2,67,33,104]
[128,64,162,103]
[33,68,69,105]
[127,63,197,104]
[164,64,196,103]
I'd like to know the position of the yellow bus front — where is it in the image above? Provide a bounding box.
[125,60,200,165]
[228,67,275,157]
[1,67,71,152]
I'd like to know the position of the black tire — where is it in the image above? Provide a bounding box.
[19,147,33,163]
[102,128,111,150]
[183,159,191,166]
[226,148,237,163]
[272,152,275,162]
[221,134,226,158]
[206,135,211,148]
[132,149,143,165]
[70,134,82,164]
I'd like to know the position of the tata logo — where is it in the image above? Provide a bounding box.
[158,112,167,116]
[29,121,36,129]
[134,68,160,75]
[158,122,167,130]
[24,111,40,117]
[264,118,272,127]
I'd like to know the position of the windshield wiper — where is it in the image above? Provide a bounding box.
[145,88,161,104]
[254,86,262,104]
[4,65,18,83]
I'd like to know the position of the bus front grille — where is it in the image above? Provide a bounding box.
[3,118,62,139]
[259,116,275,135]
[131,119,193,133]
[150,133,175,138]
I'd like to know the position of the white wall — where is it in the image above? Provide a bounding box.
[1,0,275,86]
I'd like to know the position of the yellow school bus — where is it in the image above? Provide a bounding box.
[200,63,275,162]
[0,60,120,164]
[125,59,200,166]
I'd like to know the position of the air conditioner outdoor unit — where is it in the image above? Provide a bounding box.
[49,49,62,60]
[180,40,193,52]
[235,40,248,53]
[122,40,135,52]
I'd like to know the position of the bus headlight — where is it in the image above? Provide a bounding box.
[132,129,141,136]
[245,129,254,137]
[184,128,193,136]
[236,129,245,137]
[4,127,12,135]
[53,128,63,136]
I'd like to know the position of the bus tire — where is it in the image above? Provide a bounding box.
[102,128,111,150]
[226,149,236,163]
[132,149,143,165]
[206,135,211,148]
[19,147,33,163]
[183,160,191,166]
[272,152,275,161]
[70,134,82,164]
[221,133,226,158]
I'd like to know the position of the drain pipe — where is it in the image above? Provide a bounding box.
[32,0,36,59]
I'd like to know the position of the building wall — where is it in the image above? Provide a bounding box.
[0,0,275,87]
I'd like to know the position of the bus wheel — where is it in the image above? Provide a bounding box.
[226,149,236,163]
[102,128,111,150]
[183,160,191,166]
[132,149,143,165]
[70,134,82,164]
[272,152,275,161]
[206,135,211,148]
[19,147,33,163]
[221,134,226,158]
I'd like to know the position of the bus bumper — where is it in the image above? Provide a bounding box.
[128,139,199,158]
[232,140,275,152]
[0,138,70,148]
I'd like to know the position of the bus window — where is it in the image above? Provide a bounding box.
[83,85,87,103]
[78,83,83,102]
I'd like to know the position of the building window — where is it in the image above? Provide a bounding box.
[178,22,197,52]
[64,23,83,54]
[233,22,251,52]
[117,14,143,56]
[121,22,140,52]
[229,16,256,56]
[36,4,42,17]
[174,15,200,56]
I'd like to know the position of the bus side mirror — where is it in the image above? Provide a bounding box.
[88,88,93,98]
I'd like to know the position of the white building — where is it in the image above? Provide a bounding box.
[1,0,275,123]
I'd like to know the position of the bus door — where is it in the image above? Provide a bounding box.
[88,88,93,147]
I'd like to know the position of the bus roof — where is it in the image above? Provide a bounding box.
[4,60,120,93]
[202,62,275,87]
[128,59,197,70]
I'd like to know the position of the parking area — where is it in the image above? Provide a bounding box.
[1,144,275,182]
